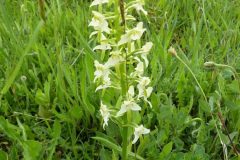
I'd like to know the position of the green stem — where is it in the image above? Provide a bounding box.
[175,54,235,155]
[119,61,129,159]
[122,114,129,160]
[115,0,129,158]
[119,62,129,160]
[176,55,207,102]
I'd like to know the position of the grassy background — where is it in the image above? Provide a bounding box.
[0,0,239,159]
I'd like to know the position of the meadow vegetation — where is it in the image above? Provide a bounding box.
[0,0,239,159]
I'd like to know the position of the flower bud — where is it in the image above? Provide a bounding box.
[168,46,177,56]
[204,61,216,68]
[20,75,27,82]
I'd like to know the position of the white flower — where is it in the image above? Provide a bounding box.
[116,100,141,117]
[118,22,146,45]
[128,85,135,98]
[132,125,150,144]
[100,102,110,129]
[168,46,177,56]
[129,0,147,15]
[125,14,136,21]
[93,43,111,51]
[90,0,109,7]
[20,75,27,82]
[89,11,110,34]
[137,77,153,107]
[138,76,151,87]
[130,57,144,77]
[94,60,110,82]
[135,42,153,67]
[135,61,144,76]
[89,31,98,38]
[137,85,153,101]
[95,77,111,91]
[143,41,153,51]
[105,51,124,67]
[90,32,108,41]
[94,61,111,91]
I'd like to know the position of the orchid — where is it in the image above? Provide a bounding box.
[100,102,110,129]
[116,86,142,117]
[132,125,150,144]
[105,51,124,67]
[129,0,147,15]
[118,22,146,45]
[116,100,141,117]
[89,11,110,34]
[138,76,151,87]
[95,77,111,91]
[89,0,153,158]
[128,85,135,98]
[94,60,110,82]
[94,60,111,91]
[135,42,153,67]
[137,76,153,107]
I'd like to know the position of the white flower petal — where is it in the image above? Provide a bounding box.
[100,102,110,129]
[128,0,147,15]
[105,52,124,67]
[118,34,130,45]
[116,100,141,117]
[132,135,139,144]
[89,11,110,34]
[141,55,149,67]
[132,125,150,144]
[116,105,127,117]
[94,61,112,91]
[146,100,152,108]
[118,22,146,45]
[126,14,136,21]
[132,3,147,15]
[131,104,141,111]
[137,77,152,105]
[142,42,153,53]
[93,44,111,51]
[136,22,144,30]
[128,86,135,98]
[90,0,109,7]
[95,83,111,92]
[89,31,98,38]
[135,61,144,76]
[146,87,153,98]
[139,77,151,86]
[100,33,107,41]
[94,61,109,81]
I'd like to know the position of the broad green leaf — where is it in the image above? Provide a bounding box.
[92,136,144,160]
[0,150,8,160]
[0,116,21,141]
[199,99,211,114]
[159,141,173,159]
[22,140,42,160]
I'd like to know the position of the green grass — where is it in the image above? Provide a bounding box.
[0,0,239,159]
